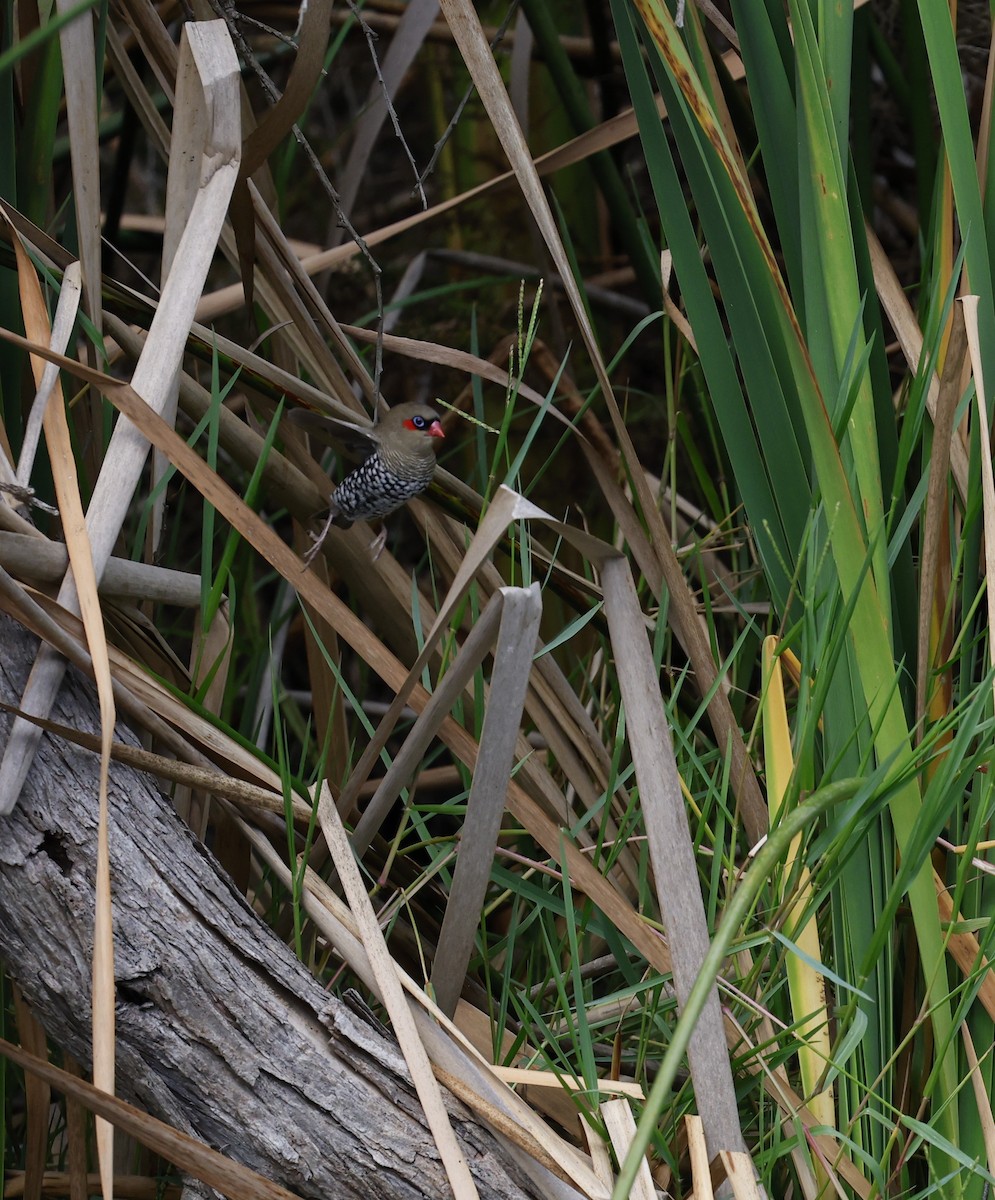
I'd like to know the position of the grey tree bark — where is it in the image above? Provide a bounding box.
[0,613,551,1200]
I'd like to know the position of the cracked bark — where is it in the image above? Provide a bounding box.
[0,613,558,1200]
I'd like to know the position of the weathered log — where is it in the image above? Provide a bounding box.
[0,613,556,1200]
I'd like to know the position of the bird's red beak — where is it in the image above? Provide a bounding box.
[428,420,445,439]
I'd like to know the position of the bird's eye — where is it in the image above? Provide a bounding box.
[412,415,426,429]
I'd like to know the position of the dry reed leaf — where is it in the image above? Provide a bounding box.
[105,22,171,160]
[183,604,234,838]
[317,782,481,1199]
[495,1068,643,1100]
[15,260,81,486]
[717,1150,763,1200]
[0,534,201,605]
[600,1099,655,1200]
[248,184,383,402]
[581,1122,614,1190]
[961,1025,995,1175]
[962,295,995,707]
[54,0,101,338]
[339,323,569,420]
[868,224,969,500]
[933,871,995,1021]
[0,1037,302,1200]
[114,0,178,104]
[0,21,241,816]
[916,304,967,734]
[8,222,119,1200]
[601,558,745,1160]
[229,0,335,313]
[660,249,698,353]
[430,585,543,1016]
[686,1114,712,1200]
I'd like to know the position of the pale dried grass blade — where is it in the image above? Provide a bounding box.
[686,1114,713,1200]
[0,534,201,604]
[431,584,542,1016]
[0,20,241,814]
[582,1122,614,1190]
[54,0,101,339]
[105,22,171,160]
[718,1150,763,1200]
[508,8,533,126]
[962,295,995,708]
[83,19,239,564]
[601,556,745,1162]
[183,603,234,837]
[9,226,118,1200]
[868,224,969,499]
[961,1025,995,1174]
[494,1069,642,1099]
[916,305,967,734]
[316,783,481,1200]
[155,19,244,548]
[599,1099,655,1200]
[933,871,995,1021]
[114,0,179,106]
[229,0,335,313]
[15,259,81,486]
[660,250,698,353]
[340,322,564,418]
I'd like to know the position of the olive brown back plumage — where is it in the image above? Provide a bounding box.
[287,402,445,562]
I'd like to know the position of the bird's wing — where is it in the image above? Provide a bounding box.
[286,408,378,463]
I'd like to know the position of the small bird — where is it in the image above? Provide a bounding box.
[288,401,446,563]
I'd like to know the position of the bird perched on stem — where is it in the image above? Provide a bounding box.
[288,401,445,564]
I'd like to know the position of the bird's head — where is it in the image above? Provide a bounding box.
[379,402,446,463]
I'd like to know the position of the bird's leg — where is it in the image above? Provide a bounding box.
[302,508,338,566]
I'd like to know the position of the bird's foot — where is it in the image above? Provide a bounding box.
[369,528,388,561]
[302,509,338,567]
